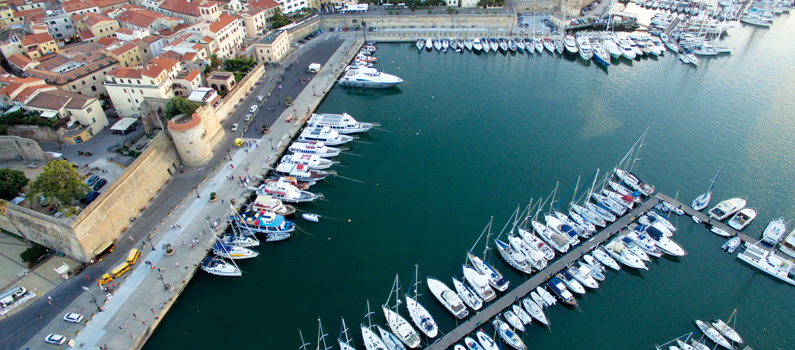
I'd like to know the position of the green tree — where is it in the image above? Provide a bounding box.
[20,243,49,267]
[29,160,89,205]
[270,8,292,29]
[204,54,222,74]
[0,168,28,200]
[163,97,201,120]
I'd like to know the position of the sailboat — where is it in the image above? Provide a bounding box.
[404,266,439,338]
[382,278,421,348]
[467,219,510,291]
[338,318,357,350]
[361,301,388,350]
[693,165,722,211]
[377,324,406,350]
[316,319,333,350]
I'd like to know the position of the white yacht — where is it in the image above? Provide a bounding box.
[452,277,483,311]
[463,266,497,302]
[605,240,648,270]
[360,324,388,350]
[280,153,335,170]
[307,113,375,134]
[472,38,483,52]
[298,126,354,146]
[737,242,795,286]
[694,320,734,349]
[289,141,341,158]
[616,39,638,60]
[576,36,593,60]
[425,39,433,51]
[762,218,787,246]
[495,239,533,274]
[251,194,295,216]
[568,265,599,289]
[711,319,743,344]
[522,298,549,326]
[213,242,259,260]
[778,229,795,258]
[427,277,469,319]
[255,177,319,203]
[382,306,421,348]
[728,208,757,230]
[643,224,687,256]
[339,65,403,88]
[503,310,524,332]
[517,227,556,260]
[376,325,406,350]
[404,295,438,338]
[593,247,621,270]
[564,35,578,55]
[273,163,328,182]
[532,220,570,253]
[708,198,747,220]
[200,256,241,277]
[614,168,654,195]
[476,330,499,350]
[467,253,509,292]
[492,319,527,350]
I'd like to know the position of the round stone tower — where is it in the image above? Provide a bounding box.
[167,113,212,166]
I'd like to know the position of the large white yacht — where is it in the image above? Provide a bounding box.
[307,113,375,134]
[737,242,795,286]
[280,153,335,170]
[778,229,795,258]
[339,65,403,88]
[289,141,341,158]
[298,126,353,146]
[708,198,747,220]
[427,277,469,319]
[761,218,787,246]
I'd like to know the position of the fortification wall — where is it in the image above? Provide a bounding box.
[0,136,47,162]
[213,62,266,122]
[0,205,85,261]
[7,125,65,144]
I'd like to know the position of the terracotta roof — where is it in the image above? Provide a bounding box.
[0,78,45,99]
[81,13,114,27]
[59,42,102,55]
[62,0,98,13]
[242,7,266,16]
[79,30,95,40]
[115,8,181,29]
[13,85,50,103]
[95,36,118,46]
[19,32,53,47]
[7,54,33,67]
[25,54,118,85]
[208,13,237,34]
[201,36,213,43]
[182,52,196,60]
[93,0,127,9]
[108,66,142,78]
[141,35,162,44]
[13,8,45,18]
[159,0,210,17]
[26,89,95,110]
[108,56,178,80]
[248,0,279,11]
[110,42,137,55]
[154,50,181,60]
[185,70,199,81]
[116,27,134,35]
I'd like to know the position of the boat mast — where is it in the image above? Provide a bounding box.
[339,318,354,348]
[364,300,375,328]
[316,319,331,350]
[298,329,310,350]
[548,181,559,215]
[629,128,649,173]
[482,217,494,260]
[496,207,519,240]
[707,164,723,194]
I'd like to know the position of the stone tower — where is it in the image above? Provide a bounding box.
[167,113,214,166]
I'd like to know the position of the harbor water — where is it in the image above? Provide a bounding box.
[145,17,795,350]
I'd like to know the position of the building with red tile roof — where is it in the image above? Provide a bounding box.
[62,0,100,16]
[104,54,186,117]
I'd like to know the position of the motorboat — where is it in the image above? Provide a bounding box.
[415,39,424,51]
[361,324,388,350]
[509,235,548,271]
[492,319,526,350]
[626,38,643,56]
[302,213,320,222]
[507,39,517,53]
[644,211,677,233]
[761,218,787,246]
[586,202,617,222]
[533,38,543,53]
[722,237,741,253]
[554,38,564,54]
[614,168,654,195]
[543,38,555,53]
[568,265,599,289]
[234,210,296,235]
[289,141,341,158]
[433,40,442,51]
[251,195,295,216]
[467,253,510,292]
[576,36,593,60]
[339,65,403,88]
[711,319,743,344]
[545,215,581,247]
[404,295,438,338]
[464,337,485,350]
[621,236,651,261]
[489,38,499,52]
[522,38,532,54]
[605,240,648,270]
[382,306,421,348]
[737,242,795,286]
[536,286,556,307]
[590,39,611,66]
[778,229,795,258]
[708,198,746,221]
[213,242,258,260]
[464,39,473,51]
[522,298,549,326]
[694,319,734,349]
[643,225,687,256]
[503,310,525,332]
[495,239,533,274]
[307,113,375,134]
[274,163,328,182]
[582,254,605,273]
[556,270,586,294]
[530,291,546,309]
[298,126,354,146]
[480,38,490,53]
[627,229,664,258]
[427,277,469,319]
[579,261,605,281]
[546,277,577,306]
[512,304,532,326]
[425,39,433,51]
[593,247,621,270]
[603,38,622,59]
[377,325,407,350]
[591,193,627,216]
[728,208,757,230]
[572,204,606,227]
[564,35,578,55]
[712,226,733,238]
[452,277,483,311]
[476,330,499,350]
[660,32,679,52]
[531,220,570,253]
[200,256,241,277]
[255,177,319,203]
[497,38,508,52]
[616,39,637,60]
[472,38,483,52]
[517,227,556,260]
[463,266,496,302]
[220,233,259,248]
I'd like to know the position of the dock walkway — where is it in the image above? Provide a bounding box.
[655,193,756,245]
[425,197,659,350]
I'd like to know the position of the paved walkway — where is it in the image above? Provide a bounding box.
[14,37,364,350]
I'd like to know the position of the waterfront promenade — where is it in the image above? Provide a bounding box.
[425,196,659,350]
[11,35,364,350]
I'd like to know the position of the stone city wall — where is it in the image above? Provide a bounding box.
[0,205,85,261]
[318,13,514,32]
[0,136,48,162]
[7,125,65,144]
[213,62,266,123]
[69,131,179,262]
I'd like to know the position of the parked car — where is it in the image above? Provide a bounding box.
[249,105,258,113]
[45,334,66,345]
[63,313,84,323]
[256,95,264,102]
[93,178,107,191]
[80,191,101,205]
[86,174,99,186]
[244,114,252,122]
[231,123,239,132]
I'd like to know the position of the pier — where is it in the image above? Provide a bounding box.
[655,193,757,245]
[425,197,660,350]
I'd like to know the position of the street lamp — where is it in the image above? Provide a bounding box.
[90,296,103,312]
[146,234,155,251]
[193,185,200,198]
[157,274,169,291]
[268,138,274,150]
[206,215,214,231]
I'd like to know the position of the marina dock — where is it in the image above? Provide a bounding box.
[655,193,757,245]
[425,197,660,350]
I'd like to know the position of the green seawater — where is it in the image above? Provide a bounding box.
[145,17,795,350]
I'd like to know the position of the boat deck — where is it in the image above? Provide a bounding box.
[425,197,660,350]
[654,193,758,246]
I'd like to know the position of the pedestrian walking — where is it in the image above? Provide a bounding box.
[128,235,133,242]
[150,308,155,314]
[213,180,217,185]
[37,314,42,320]
[132,313,137,318]
[175,262,179,267]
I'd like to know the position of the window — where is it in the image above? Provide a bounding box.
[134,99,138,103]
[123,88,127,93]
[87,107,92,113]
[140,90,143,94]
[91,86,97,91]
[93,76,96,81]
[72,85,77,89]
[82,81,86,85]
[127,99,131,102]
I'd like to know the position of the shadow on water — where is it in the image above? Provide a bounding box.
[563,53,577,63]
[596,64,609,74]
[342,87,403,98]
[576,57,592,67]
[623,267,646,278]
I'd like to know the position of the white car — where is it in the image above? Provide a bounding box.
[256,95,264,102]
[244,114,252,122]
[45,334,66,345]
[231,123,239,132]
[63,312,83,323]
[249,105,258,113]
